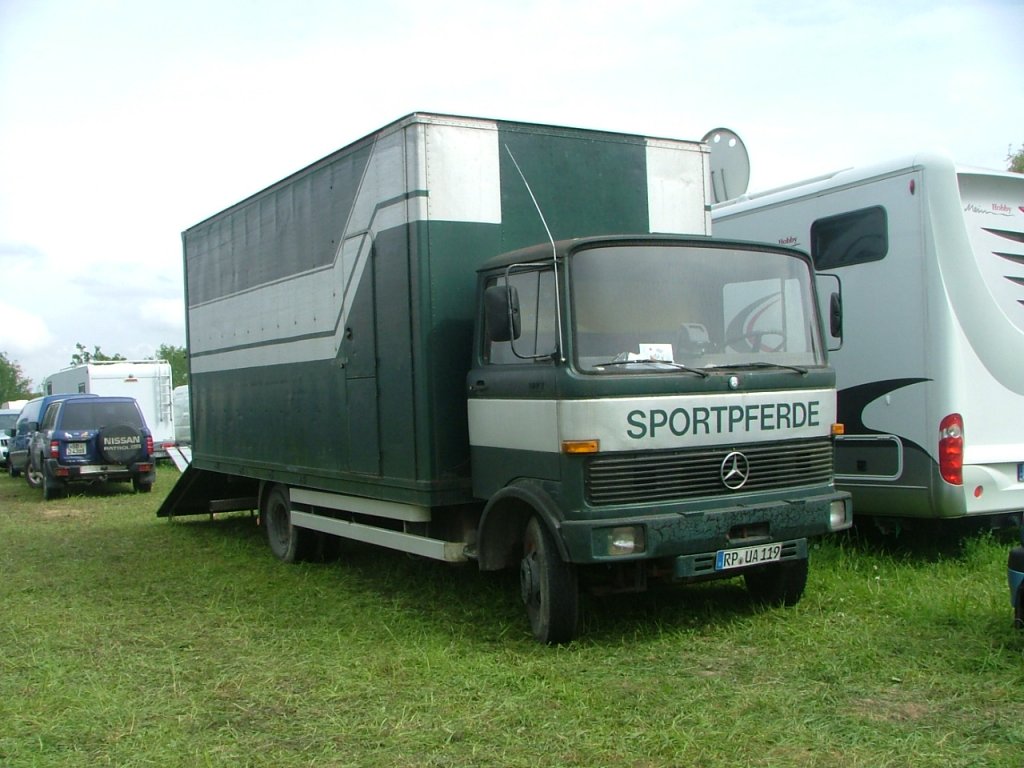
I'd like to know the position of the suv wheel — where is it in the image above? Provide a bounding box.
[133,477,153,494]
[25,456,43,489]
[42,465,66,500]
[8,460,19,478]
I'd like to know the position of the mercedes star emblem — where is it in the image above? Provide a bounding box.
[720,451,751,490]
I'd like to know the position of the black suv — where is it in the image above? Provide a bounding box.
[27,395,156,499]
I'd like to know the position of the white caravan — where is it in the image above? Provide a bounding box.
[44,361,175,458]
[713,152,1024,526]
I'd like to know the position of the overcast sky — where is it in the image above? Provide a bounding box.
[1,0,1021,388]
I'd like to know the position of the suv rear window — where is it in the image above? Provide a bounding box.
[61,401,144,431]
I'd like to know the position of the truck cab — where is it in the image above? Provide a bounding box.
[469,235,851,641]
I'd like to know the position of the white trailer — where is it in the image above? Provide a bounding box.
[44,361,175,458]
[713,152,1024,527]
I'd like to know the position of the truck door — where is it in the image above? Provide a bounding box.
[468,264,558,499]
[339,233,380,475]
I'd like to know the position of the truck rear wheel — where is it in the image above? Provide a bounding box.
[520,516,579,644]
[744,558,808,606]
[262,485,315,563]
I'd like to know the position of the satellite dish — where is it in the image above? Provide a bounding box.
[702,128,750,202]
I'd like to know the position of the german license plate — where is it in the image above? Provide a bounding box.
[715,542,783,571]
[66,442,87,456]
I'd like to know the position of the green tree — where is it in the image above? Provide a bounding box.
[70,343,126,366]
[0,351,34,402]
[155,344,188,388]
[1008,144,1024,174]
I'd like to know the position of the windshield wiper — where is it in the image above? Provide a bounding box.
[594,358,709,378]
[706,362,809,375]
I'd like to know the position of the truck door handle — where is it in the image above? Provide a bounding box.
[472,380,488,392]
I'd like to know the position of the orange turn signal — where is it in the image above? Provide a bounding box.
[562,439,600,454]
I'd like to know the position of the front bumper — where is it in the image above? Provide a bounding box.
[559,490,851,564]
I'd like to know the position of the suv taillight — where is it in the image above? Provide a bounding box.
[145,435,154,456]
[939,413,963,486]
[49,440,60,459]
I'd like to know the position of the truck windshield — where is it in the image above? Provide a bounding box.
[570,243,824,373]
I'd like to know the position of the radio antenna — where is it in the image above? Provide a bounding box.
[504,145,557,258]
[503,144,564,362]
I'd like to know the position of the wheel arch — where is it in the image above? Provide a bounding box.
[477,481,567,571]
[257,479,277,519]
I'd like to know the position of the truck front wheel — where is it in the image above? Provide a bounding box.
[520,516,579,644]
[262,485,314,563]
[744,558,808,607]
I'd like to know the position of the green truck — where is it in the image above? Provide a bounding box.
[159,113,851,643]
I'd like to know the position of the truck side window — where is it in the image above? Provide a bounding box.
[811,206,888,269]
[486,268,556,364]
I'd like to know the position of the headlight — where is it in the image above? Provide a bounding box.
[600,525,646,556]
[829,499,851,531]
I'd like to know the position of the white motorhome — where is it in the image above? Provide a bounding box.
[713,152,1024,526]
[44,361,175,458]
[172,385,190,446]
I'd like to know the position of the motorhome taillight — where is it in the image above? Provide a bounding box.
[938,413,963,485]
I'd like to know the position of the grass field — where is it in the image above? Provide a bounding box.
[2,465,1022,767]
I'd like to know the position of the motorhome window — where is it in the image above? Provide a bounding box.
[485,268,557,364]
[811,206,888,269]
[571,243,824,371]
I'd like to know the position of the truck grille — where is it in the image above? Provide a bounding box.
[585,438,833,506]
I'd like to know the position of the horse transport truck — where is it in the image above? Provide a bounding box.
[713,152,1024,530]
[158,113,852,643]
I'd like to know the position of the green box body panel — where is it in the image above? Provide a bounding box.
[180,114,710,507]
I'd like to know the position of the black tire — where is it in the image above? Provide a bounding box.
[1015,586,1024,631]
[261,485,315,563]
[133,477,153,493]
[8,460,19,478]
[520,516,579,644]
[25,456,43,489]
[98,425,145,465]
[744,558,809,606]
[42,465,65,500]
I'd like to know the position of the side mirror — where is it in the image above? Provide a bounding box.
[815,273,843,351]
[829,292,843,339]
[484,284,521,343]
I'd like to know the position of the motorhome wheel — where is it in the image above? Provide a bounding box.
[744,558,808,606]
